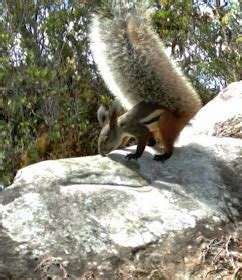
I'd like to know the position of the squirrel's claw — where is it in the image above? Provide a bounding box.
[125,153,139,161]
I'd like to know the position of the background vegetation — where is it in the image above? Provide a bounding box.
[0,0,240,186]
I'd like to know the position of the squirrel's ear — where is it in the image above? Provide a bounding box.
[97,105,108,126]
[109,100,121,128]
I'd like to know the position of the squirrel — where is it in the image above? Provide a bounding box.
[89,5,202,162]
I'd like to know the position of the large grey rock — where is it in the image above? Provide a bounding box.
[1,82,242,279]
[1,136,241,279]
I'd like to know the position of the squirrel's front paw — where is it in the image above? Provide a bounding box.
[125,153,140,161]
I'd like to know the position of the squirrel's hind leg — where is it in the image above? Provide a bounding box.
[154,112,190,162]
[154,152,173,162]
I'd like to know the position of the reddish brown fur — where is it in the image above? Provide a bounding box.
[158,112,191,154]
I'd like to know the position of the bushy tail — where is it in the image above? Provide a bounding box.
[89,5,202,115]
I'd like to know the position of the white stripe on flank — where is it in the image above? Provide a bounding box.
[140,109,163,123]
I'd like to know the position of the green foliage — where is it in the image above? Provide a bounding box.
[0,0,240,186]
[152,0,240,101]
[0,0,109,185]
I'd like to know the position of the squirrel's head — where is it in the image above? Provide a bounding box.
[97,100,124,156]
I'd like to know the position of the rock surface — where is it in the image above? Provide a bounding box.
[1,136,241,279]
[1,82,242,279]
[180,81,242,139]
